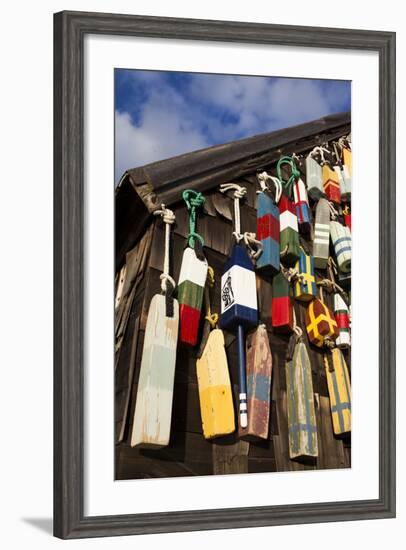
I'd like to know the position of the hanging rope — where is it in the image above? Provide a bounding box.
[292,308,303,339]
[182,189,205,249]
[243,232,263,260]
[276,155,301,198]
[219,183,247,242]
[153,204,176,317]
[203,266,218,329]
[328,201,339,220]
[309,145,329,165]
[256,171,282,203]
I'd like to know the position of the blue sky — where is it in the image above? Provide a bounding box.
[115,69,350,182]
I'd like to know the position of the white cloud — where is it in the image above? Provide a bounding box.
[115,72,349,181]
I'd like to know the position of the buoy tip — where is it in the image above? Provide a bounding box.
[240,413,248,428]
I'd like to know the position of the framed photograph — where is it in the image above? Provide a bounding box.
[54,10,396,539]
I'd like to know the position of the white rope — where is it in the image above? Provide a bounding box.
[243,232,263,259]
[309,145,330,165]
[292,308,303,338]
[219,183,247,242]
[153,204,176,294]
[328,201,339,220]
[256,171,282,203]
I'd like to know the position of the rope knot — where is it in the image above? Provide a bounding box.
[182,189,205,210]
[154,203,175,225]
[243,232,263,260]
[276,156,301,198]
[256,171,282,203]
[182,189,205,249]
[205,312,218,329]
[219,183,247,200]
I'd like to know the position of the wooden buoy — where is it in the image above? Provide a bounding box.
[305,298,338,348]
[256,172,281,274]
[333,142,351,202]
[279,194,301,267]
[306,154,324,200]
[276,156,301,267]
[343,205,351,231]
[313,198,330,269]
[286,339,318,459]
[197,328,235,439]
[239,324,273,440]
[343,147,352,176]
[330,220,351,273]
[323,164,341,204]
[272,271,294,332]
[219,183,258,429]
[324,348,351,435]
[294,250,316,302]
[177,190,208,346]
[334,165,351,203]
[131,295,179,448]
[177,247,208,345]
[293,178,311,233]
[131,205,179,448]
[334,293,351,348]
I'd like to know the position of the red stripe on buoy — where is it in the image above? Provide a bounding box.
[179,303,201,345]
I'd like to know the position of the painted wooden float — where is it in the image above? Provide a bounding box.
[294,250,316,302]
[322,165,341,204]
[279,194,301,267]
[324,348,351,435]
[313,198,330,269]
[256,190,280,274]
[334,293,351,348]
[330,221,352,273]
[285,341,318,459]
[239,324,272,440]
[177,246,208,345]
[272,272,294,333]
[306,155,325,200]
[305,298,338,348]
[196,328,235,439]
[131,294,179,448]
[293,178,311,233]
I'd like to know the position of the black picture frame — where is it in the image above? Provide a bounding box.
[54,10,396,539]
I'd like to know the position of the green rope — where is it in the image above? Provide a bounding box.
[276,156,301,198]
[182,189,205,248]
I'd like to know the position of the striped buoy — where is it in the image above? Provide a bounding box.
[330,221,351,273]
[272,271,293,332]
[293,178,311,233]
[286,340,318,459]
[306,154,324,200]
[294,250,316,302]
[131,206,178,448]
[177,190,208,346]
[256,172,280,274]
[305,298,338,348]
[324,348,351,435]
[239,324,273,440]
[277,156,301,267]
[313,198,330,269]
[279,194,300,267]
[334,165,351,203]
[219,183,258,429]
[323,165,341,204]
[334,293,351,348]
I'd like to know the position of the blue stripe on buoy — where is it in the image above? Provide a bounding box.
[256,236,279,271]
[220,303,257,331]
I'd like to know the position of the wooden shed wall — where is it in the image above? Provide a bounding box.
[115,174,351,479]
